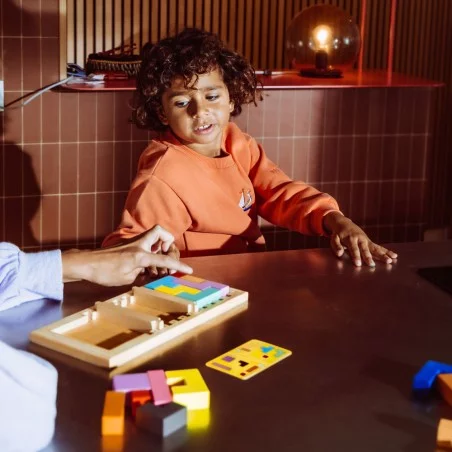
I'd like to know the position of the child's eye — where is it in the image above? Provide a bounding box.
[174,100,189,108]
[206,94,220,101]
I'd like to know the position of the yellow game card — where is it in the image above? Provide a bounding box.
[205,339,292,380]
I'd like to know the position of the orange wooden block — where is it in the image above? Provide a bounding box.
[102,391,126,435]
[437,418,452,449]
[131,390,152,418]
[438,374,452,407]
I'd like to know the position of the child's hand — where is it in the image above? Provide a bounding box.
[323,211,398,267]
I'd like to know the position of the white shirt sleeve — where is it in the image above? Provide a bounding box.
[0,341,58,452]
[0,242,63,312]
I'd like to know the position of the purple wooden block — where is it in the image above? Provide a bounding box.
[112,373,151,392]
[173,276,228,291]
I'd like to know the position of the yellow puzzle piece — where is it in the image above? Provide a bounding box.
[155,285,200,296]
[165,368,210,410]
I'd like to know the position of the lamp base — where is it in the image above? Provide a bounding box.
[300,68,343,78]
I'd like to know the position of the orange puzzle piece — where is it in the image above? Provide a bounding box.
[102,391,126,435]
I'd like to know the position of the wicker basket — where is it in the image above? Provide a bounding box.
[86,44,141,77]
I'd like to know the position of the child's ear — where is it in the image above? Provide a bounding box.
[229,102,234,113]
[157,108,169,125]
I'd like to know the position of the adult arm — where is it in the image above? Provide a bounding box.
[0,242,63,312]
[63,225,192,285]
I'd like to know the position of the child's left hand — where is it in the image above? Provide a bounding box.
[323,211,398,267]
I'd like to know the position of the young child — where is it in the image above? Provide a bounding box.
[103,28,397,267]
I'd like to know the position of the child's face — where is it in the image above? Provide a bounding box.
[160,69,233,157]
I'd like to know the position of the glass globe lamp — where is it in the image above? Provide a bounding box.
[286,5,361,78]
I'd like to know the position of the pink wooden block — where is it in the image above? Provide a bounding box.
[147,370,172,406]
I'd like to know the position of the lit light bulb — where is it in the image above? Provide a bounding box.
[312,25,332,52]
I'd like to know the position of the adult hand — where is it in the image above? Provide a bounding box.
[62,225,192,286]
[148,242,181,277]
[323,211,398,267]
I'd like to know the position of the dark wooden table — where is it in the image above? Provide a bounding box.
[2,241,452,452]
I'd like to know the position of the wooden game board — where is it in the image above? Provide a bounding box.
[29,275,248,368]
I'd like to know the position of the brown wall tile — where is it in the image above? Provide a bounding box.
[113,92,133,141]
[4,198,23,244]
[60,144,78,193]
[116,141,133,191]
[23,97,42,143]
[42,92,60,143]
[40,0,60,37]
[3,38,22,91]
[77,194,95,240]
[60,195,78,244]
[310,90,325,136]
[2,1,22,36]
[60,93,79,142]
[41,38,60,85]
[21,0,41,37]
[23,196,41,247]
[96,192,114,240]
[78,143,96,193]
[22,144,41,196]
[96,142,114,192]
[3,143,23,196]
[262,91,280,137]
[41,143,60,194]
[279,90,296,137]
[41,195,60,244]
[78,93,97,142]
[22,38,41,91]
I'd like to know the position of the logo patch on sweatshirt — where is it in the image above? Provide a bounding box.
[239,189,253,211]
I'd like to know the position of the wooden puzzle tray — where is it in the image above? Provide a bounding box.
[30,275,248,369]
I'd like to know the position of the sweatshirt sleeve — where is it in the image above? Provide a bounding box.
[0,340,58,451]
[102,174,192,247]
[0,243,63,312]
[248,139,341,236]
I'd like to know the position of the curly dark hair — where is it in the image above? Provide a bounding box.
[133,28,262,131]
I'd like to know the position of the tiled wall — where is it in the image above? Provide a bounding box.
[0,1,437,252]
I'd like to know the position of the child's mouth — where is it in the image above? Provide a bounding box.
[194,124,214,134]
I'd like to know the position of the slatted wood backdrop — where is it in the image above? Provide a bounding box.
[61,0,452,229]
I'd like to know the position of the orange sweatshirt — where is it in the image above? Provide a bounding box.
[103,122,340,256]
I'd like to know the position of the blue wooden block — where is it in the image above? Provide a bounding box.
[412,360,452,393]
[145,276,178,289]
[177,287,223,308]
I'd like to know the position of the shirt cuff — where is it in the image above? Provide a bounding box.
[19,249,64,301]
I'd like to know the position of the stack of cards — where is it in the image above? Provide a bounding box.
[206,339,292,380]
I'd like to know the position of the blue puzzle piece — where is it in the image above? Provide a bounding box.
[412,360,452,394]
[178,287,223,309]
[145,276,178,290]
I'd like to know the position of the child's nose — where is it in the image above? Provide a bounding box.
[189,100,209,118]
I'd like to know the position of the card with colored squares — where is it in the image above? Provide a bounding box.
[205,339,292,380]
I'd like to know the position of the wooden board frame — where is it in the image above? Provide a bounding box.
[30,284,248,369]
